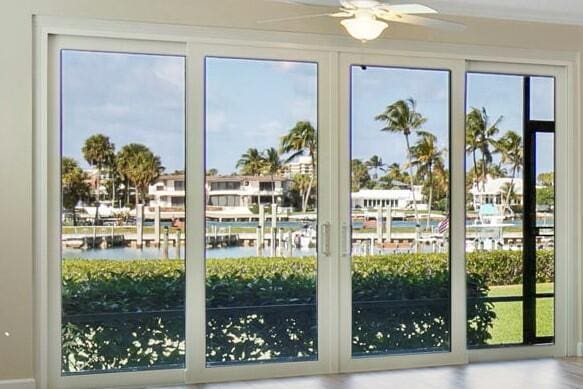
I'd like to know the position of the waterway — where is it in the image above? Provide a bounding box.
[62,246,317,260]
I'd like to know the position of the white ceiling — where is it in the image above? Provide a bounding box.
[281,0,583,25]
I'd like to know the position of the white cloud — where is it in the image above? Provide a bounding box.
[153,58,185,88]
[206,111,228,133]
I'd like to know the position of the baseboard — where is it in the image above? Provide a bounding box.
[578,342,583,357]
[0,379,35,389]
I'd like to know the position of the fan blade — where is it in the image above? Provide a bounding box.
[263,0,341,6]
[331,11,354,17]
[257,12,334,24]
[381,3,437,14]
[340,0,357,9]
[379,13,466,31]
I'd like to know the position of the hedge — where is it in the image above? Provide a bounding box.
[61,250,553,373]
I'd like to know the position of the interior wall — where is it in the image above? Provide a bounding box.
[0,0,581,381]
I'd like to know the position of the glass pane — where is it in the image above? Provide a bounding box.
[465,73,524,347]
[60,50,186,373]
[483,301,523,345]
[536,298,554,338]
[205,57,318,365]
[530,77,555,121]
[350,66,450,356]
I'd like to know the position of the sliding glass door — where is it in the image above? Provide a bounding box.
[45,33,570,388]
[465,69,559,350]
[338,54,467,371]
[186,45,334,382]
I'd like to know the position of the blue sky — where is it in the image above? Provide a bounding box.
[61,51,554,176]
[205,57,317,174]
[351,66,450,168]
[61,50,186,172]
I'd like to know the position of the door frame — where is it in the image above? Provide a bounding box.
[185,43,337,384]
[44,34,188,389]
[337,52,468,372]
[34,15,580,388]
[465,61,574,362]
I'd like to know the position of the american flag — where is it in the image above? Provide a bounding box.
[437,217,449,234]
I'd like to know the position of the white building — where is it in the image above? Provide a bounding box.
[284,155,314,177]
[351,187,424,209]
[148,174,185,208]
[149,174,291,209]
[206,175,289,207]
[469,176,524,210]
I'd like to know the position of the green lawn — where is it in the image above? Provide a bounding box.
[486,283,554,345]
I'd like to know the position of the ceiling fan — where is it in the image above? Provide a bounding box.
[261,0,465,42]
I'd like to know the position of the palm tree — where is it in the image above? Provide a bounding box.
[62,157,91,226]
[351,159,371,193]
[466,107,502,191]
[497,130,523,214]
[280,121,317,212]
[291,174,313,212]
[376,98,426,226]
[366,155,385,180]
[385,162,407,186]
[263,147,284,205]
[410,132,445,230]
[116,144,164,206]
[82,134,115,223]
[236,148,266,176]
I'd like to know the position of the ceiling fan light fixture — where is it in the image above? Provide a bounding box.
[341,14,388,42]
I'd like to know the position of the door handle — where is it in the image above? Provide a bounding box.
[342,222,351,257]
[320,222,331,256]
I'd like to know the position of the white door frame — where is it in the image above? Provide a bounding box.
[465,61,574,362]
[185,43,336,384]
[45,35,188,389]
[337,52,468,372]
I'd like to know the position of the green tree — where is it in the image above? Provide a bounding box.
[206,168,219,176]
[537,172,554,187]
[410,132,445,230]
[496,130,523,214]
[384,162,409,187]
[280,121,317,212]
[537,187,554,208]
[236,148,266,176]
[116,144,164,206]
[376,98,426,226]
[351,159,371,193]
[263,147,284,205]
[82,134,115,223]
[466,107,502,191]
[291,173,313,212]
[62,157,91,225]
[366,155,385,180]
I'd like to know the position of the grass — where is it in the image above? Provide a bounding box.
[487,283,554,344]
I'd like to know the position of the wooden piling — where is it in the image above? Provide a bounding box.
[271,204,277,257]
[136,204,144,249]
[385,205,393,243]
[162,226,169,259]
[154,205,161,247]
[176,229,182,260]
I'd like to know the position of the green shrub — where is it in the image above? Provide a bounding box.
[61,251,549,372]
[467,249,554,285]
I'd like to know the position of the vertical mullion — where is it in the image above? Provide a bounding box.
[522,76,537,344]
[185,44,206,381]
[450,61,468,357]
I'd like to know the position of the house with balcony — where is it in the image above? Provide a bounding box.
[148,174,186,208]
[206,175,289,207]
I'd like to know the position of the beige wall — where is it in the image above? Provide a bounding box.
[0,0,581,381]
